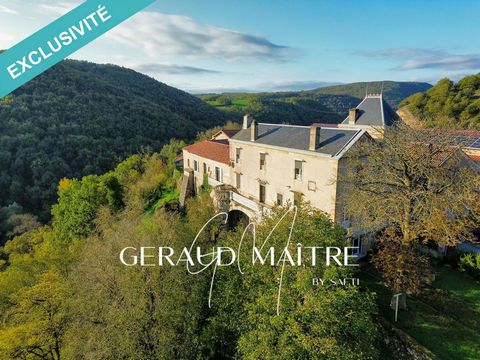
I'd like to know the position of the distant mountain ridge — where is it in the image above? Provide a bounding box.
[199,81,432,125]
[302,81,432,109]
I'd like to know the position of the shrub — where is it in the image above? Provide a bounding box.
[459,252,480,279]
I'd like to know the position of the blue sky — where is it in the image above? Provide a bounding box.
[0,0,479,93]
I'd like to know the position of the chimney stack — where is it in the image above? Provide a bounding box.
[348,108,359,124]
[309,123,321,151]
[250,120,258,142]
[243,114,252,129]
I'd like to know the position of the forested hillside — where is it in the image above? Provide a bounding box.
[0,60,227,221]
[307,81,432,109]
[400,74,480,129]
[199,81,431,124]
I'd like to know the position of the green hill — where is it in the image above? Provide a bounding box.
[199,81,431,125]
[305,81,432,109]
[400,74,480,129]
[199,92,355,125]
[0,60,227,220]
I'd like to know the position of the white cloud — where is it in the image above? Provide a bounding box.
[358,48,480,71]
[0,32,18,48]
[252,80,340,92]
[38,1,81,16]
[0,5,18,15]
[134,63,221,74]
[107,12,295,62]
[182,80,341,94]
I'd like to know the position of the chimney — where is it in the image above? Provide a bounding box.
[250,120,258,142]
[348,108,359,124]
[243,114,252,129]
[309,123,321,151]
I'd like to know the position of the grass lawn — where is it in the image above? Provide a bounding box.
[360,267,480,360]
[433,266,480,312]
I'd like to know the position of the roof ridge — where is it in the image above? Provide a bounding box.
[259,122,310,129]
[258,122,358,131]
[379,95,386,125]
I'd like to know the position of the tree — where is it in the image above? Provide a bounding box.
[51,174,124,242]
[401,74,480,129]
[206,203,380,359]
[0,271,70,360]
[65,202,213,359]
[341,123,480,308]
[0,226,77,360]
[5,213,41,239]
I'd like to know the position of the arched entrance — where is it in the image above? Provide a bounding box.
[227,209,250,230]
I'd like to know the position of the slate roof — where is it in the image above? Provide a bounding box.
[425,130,480,149]
[231,123,362,157]
[183,141,230,164]
[342,95,398,126]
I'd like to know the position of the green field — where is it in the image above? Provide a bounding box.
[360,266,480,360]
[433,267,480,312]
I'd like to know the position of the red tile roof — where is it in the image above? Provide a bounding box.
[468,155,480,162]
[183,140,230,164]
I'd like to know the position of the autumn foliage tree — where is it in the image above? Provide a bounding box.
[341,123,480,308]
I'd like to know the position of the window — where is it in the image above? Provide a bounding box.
[194,160,198,172]
[187,159,190,168]
[215,166,221,182]
[235,148,241,163]
[293,192,302,206]
[294,160,303,180]
[259,184,266,203]
[308,181,316,192]
[260,153,266,170]
[276,193,283,206]
[203,162,207,173]
[236,173,241,189]
[349,237,362,255]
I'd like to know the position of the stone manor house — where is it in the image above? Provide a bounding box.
[180,94,480,256]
